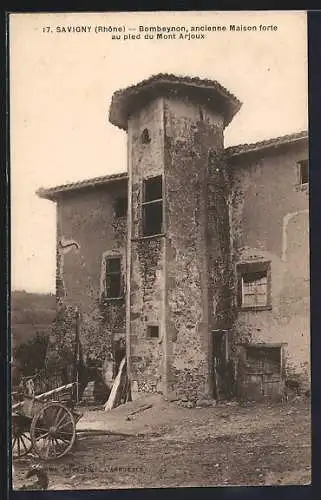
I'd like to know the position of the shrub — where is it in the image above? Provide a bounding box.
[13,332,49,378]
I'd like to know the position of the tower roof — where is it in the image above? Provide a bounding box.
[109,73,242,131]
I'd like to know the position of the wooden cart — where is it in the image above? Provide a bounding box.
[12,383,83,460]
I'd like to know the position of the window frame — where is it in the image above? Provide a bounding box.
[147,325,159,339]
[297,159,309,188]
[141,175,164,237]
[114,196,128,219]
[104,256,123,299]
[243,344,283,377]
[237,261,272,311]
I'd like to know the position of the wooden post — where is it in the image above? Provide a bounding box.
[213,357,219,401]
[74,307,80,404]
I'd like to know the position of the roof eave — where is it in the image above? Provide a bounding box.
[226,132,308,159]
[109,75,242,131]
[36,188,58,202]
[36,131,308,201]
[36,173,128,202]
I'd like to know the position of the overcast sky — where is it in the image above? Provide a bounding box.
[10,11,308,293]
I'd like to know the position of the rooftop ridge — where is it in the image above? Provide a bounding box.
[226,130,308,157]
[37,130,308,201]
[36,171,128,201]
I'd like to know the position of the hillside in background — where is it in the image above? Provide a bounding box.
[11,290,56,347]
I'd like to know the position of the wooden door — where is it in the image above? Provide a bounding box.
[213,330,229,399]
[241,345,282,401]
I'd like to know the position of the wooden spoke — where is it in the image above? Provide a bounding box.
[54,436,67,447]
[55,435,71,444]
[34,431,49,441]
[21,432,31,442]
[45,437,51,459]
[12,427,32,458]
[58,417,73,428]
[51,438,58,457]
[54,407,64,426]
[33,427,51,434]
[20,435,29,453]
[55,412,71,429]
[30,402,76,460]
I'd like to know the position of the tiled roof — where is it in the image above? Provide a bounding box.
[36,172,128,201]
[109,73,242,130]
[37,130,308,201]
[226,130,308,158]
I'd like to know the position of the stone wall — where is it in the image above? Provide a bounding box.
[164,97,227,399]
[228,141,310,389]
[54,181,127,384]
[127,98,165,392]
[51,89,309,402]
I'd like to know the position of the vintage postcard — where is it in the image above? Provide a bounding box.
[10,10,310,490]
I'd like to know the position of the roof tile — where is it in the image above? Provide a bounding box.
[36,172,127,201]
[109,73,242,130]
[37,130,308,201]
[226,130,308,157]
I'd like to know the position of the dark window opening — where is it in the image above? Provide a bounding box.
[144,176,162,201]
[142,176,163,236]
[141,128,151,144]
[105,257,122,298]
[114,197,128,218]
[143,202,162,236]
[298,159,309,185]
[245,345,281,374]
[106,258,121,273]
[246,345,280,363]
[147,325,159,338]
[237,262,271,310]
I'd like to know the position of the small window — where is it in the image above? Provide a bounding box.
[114,197,127,218]
[237,261,271,310]
[105,257,122,298]
[246,345,280,365]
[298,159,309,186]
[142,176,163,236]
[245,345,281,375]
[141,128,151,144]
[147,325,159,338]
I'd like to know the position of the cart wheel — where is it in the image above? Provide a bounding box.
[30,402,76,460]
[12,416,32,458]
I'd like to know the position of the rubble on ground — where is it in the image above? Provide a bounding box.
[175,392,217,408]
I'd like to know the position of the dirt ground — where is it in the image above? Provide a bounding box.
[13,396,311,490]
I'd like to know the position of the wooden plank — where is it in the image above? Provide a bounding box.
[213,357,219,401]
[12,382,75,411]
[104,358,126,411]
[127,404,153,417]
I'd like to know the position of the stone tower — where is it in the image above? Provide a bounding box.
[109,74,241,399]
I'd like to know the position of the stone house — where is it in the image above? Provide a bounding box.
[37,74,309,402]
